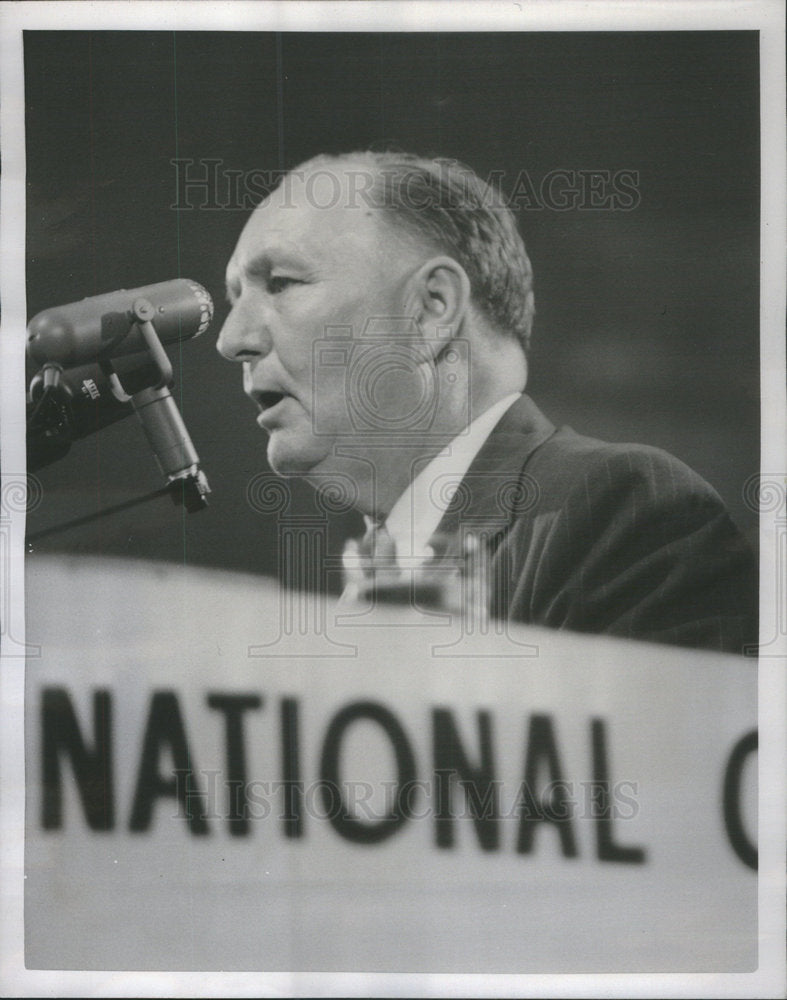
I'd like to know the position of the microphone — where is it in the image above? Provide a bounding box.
[28,353,210,512]
[26,278,213,367]
[130,385,210,511]
[27,353,160,471]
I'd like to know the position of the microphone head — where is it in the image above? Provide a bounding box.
[26,278,214,366]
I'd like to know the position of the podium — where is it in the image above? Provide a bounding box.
[24,556,756,972]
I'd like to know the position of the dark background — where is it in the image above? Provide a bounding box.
[24,31,760,580]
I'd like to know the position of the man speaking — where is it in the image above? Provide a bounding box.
[217,151,757,654]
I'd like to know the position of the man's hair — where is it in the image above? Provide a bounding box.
[288,151,536,354]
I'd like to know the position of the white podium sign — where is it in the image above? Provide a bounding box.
[24,557,756,973]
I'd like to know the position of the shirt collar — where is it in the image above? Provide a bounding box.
[378,393,522,565]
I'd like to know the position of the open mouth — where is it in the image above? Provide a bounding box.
[256,390,286,412]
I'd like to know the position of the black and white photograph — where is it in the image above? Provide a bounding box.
[1,1,785,996]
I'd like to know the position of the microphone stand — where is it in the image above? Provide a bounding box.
[104,298,210,513]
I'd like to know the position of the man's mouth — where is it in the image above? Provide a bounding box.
[255,390,286,412]
[253,390,289,429]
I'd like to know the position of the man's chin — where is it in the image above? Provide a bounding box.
[265,432,330,477]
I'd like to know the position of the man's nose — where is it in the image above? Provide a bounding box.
[216,302,272,362]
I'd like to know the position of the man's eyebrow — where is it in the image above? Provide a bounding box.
[240,247,311,276]
[225,260,241,302]
[225,246,314,302]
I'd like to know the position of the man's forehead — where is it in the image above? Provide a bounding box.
[233,169,382,266]
[231,203,380,280]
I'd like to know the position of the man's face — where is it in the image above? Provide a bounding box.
[218,169,419,476]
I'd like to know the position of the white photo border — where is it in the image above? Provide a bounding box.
[1,2,784,997]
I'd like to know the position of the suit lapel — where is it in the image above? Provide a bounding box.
[429,394,556,559]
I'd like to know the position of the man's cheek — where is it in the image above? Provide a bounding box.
[310,359,354,437]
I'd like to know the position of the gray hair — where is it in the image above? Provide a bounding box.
[289,151,535,354]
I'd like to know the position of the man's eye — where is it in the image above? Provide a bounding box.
[267,275,299,294]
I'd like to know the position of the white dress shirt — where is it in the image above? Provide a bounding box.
[372,392,522,567]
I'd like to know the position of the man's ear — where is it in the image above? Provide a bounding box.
[407,255,471,354]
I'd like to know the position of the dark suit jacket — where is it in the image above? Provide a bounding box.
[430,395,757,654]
